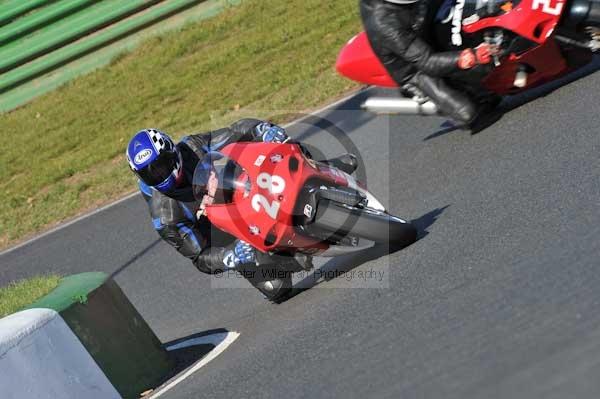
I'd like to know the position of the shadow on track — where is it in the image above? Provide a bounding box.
[110,238,162,279]
[410,205,450,240]
[424,55,600,141]
[284,206,449,301]
[145,329,238,397]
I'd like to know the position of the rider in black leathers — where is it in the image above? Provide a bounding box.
[360,0,499,125]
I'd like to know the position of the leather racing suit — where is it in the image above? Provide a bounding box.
[360,0,487,123]
[138,118,272,274]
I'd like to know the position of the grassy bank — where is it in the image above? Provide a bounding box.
[0,275,61,317]
[0,0,361,249]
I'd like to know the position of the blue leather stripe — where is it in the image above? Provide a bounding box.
[177,223,202,251]
[152,218,163,230]
[181,204,196,222]
[139,180,153,197]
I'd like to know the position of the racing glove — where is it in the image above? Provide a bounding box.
[194,241,258,273]
[233,240,256,265]
[458,43,499,69]
[218,240,258,270]
[225,240,299,267]
[254,122,289,143]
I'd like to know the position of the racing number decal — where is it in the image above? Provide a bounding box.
[252,195,280,219]
[532,0,564,15]
[252,173,286,219]
[257,173,285,194]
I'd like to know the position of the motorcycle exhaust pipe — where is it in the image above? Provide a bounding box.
[361,97,439,115]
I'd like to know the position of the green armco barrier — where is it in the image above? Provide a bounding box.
[0,0,163,73]
[27,272,175,399]
[0,0,97,46]
[0,0,55,27]
[0,0,207,93]
[0,0,238,111]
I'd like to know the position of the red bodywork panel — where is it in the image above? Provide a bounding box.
[483,39,567,94]
[205,143,348,253]
[463,0,564,44]
[335,0,570,94]
[336,32,398,88]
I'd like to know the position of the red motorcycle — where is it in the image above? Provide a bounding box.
[192,142,417,299]
[336,0,600,115]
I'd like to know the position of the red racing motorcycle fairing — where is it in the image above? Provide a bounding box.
[336,32,398,88]
[205,142,355,254]
[462,0,564,44]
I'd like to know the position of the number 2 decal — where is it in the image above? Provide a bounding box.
[252,173,286,219]
[532,0,564,16]
[252,195,281,219]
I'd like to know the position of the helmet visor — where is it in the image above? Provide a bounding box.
[137,151,178,186]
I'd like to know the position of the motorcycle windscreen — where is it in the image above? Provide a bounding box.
[192,151,251,206]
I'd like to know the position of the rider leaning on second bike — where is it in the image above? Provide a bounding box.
[360,0,502,129]
[126,119,358,302]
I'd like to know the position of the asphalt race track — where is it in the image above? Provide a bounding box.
[2,59,600,398]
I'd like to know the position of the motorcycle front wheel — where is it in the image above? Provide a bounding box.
[312,199,418,248]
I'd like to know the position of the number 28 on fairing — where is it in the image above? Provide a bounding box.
[532,0,564,15]
[252,173,286,219]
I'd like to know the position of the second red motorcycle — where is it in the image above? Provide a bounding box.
[337,0,600,115]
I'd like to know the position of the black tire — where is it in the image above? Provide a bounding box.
[313,200,417,248]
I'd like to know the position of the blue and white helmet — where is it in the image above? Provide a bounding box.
[126,129,182,193]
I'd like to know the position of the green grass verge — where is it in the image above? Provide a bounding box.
[0,275,61,318]
[0,0,361,249]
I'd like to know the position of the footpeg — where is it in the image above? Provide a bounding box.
[514,65,528,88]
